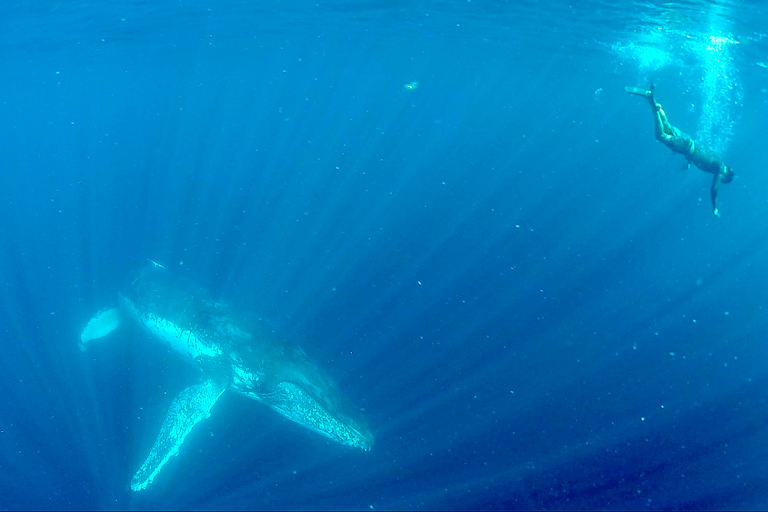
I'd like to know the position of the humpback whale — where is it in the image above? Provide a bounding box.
[80,261,373,491]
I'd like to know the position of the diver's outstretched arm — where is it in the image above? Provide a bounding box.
[710,173,721,216]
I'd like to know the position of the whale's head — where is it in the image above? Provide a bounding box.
[266,380,374,451]
[236,343,374,451]
[227,323,374,451]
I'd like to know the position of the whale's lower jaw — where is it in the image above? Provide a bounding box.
[266,382,374,452]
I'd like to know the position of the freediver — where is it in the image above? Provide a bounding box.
[626,83,734,217]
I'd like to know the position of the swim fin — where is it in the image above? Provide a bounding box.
[625,86,653,99]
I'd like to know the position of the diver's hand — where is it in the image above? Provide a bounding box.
[713,208,720,217]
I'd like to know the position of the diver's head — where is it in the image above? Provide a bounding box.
[722,166,735,184]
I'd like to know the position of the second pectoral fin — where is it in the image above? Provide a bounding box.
[80,307,123,351]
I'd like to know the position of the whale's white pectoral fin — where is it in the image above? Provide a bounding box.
[80,307,123,351]
[130,379,227,492]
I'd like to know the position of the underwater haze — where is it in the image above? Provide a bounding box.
[2,0,768,509]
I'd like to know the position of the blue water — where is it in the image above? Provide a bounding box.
[2,0,768,509]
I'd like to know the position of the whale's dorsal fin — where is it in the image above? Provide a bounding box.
[80,307,123,351]
[131,379,227,492]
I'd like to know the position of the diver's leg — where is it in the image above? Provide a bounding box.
[653,106,667,141]
[654,105,675,142]
[626,83,670,140]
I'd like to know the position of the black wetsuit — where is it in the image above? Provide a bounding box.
[689,145,726,175]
